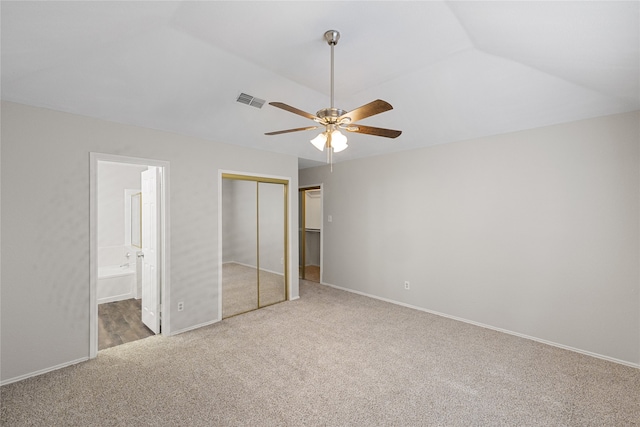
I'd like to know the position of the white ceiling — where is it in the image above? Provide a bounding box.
[2,1,638,169]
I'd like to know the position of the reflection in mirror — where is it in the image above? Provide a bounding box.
[131,192,142,248]
[221,179,258,318]
[258,182,286,306]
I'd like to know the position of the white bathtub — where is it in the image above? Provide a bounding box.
[98,264,136,304]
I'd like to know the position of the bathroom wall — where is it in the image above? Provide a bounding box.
[97,162,147,266]
[96,162,146,303]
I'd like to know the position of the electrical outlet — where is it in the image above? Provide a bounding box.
[404,281,410,290]
[178,301,184,312]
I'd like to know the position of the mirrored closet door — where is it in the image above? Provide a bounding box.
[221,175,288,318]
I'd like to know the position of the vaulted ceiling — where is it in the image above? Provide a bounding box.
[2,1,638,168]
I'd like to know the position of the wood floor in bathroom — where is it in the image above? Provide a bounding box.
[98,298,155,351]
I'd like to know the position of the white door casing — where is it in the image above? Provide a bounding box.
[90,153,170,359]
[141,166,161,334]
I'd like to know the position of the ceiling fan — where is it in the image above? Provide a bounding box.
[265,30,402,166]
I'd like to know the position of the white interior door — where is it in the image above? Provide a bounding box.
[141,167,161,333]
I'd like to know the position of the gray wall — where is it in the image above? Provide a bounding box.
[1,101,299,383]
[300,111,640,366]
[305,231,321,267]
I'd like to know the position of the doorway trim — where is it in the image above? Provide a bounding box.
[218,170,293,321]
[299,184,323,283]
[89,153,171,358]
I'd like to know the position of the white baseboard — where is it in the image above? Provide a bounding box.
[319,281,640,370]
[3,287,291,385]
[0,357,89,386]
[169,319,220,336]
[98,292,135,304]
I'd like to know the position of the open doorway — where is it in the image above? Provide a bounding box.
[299,186,322,283]
[89,153,170,358]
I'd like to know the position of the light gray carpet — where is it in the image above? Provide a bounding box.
[2,281,639,426]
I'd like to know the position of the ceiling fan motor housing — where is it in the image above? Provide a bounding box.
[316,107,349,124]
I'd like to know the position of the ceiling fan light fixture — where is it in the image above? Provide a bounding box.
[266,29,401,170]
[330,130,348,152]
[310,132,327,151]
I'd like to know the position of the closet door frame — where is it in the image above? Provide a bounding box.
[219,172,289,319]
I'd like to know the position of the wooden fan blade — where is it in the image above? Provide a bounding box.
[265,126,318,136]
[345,125,402,139]
[269,102,318,121]
[339,99,393,123]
